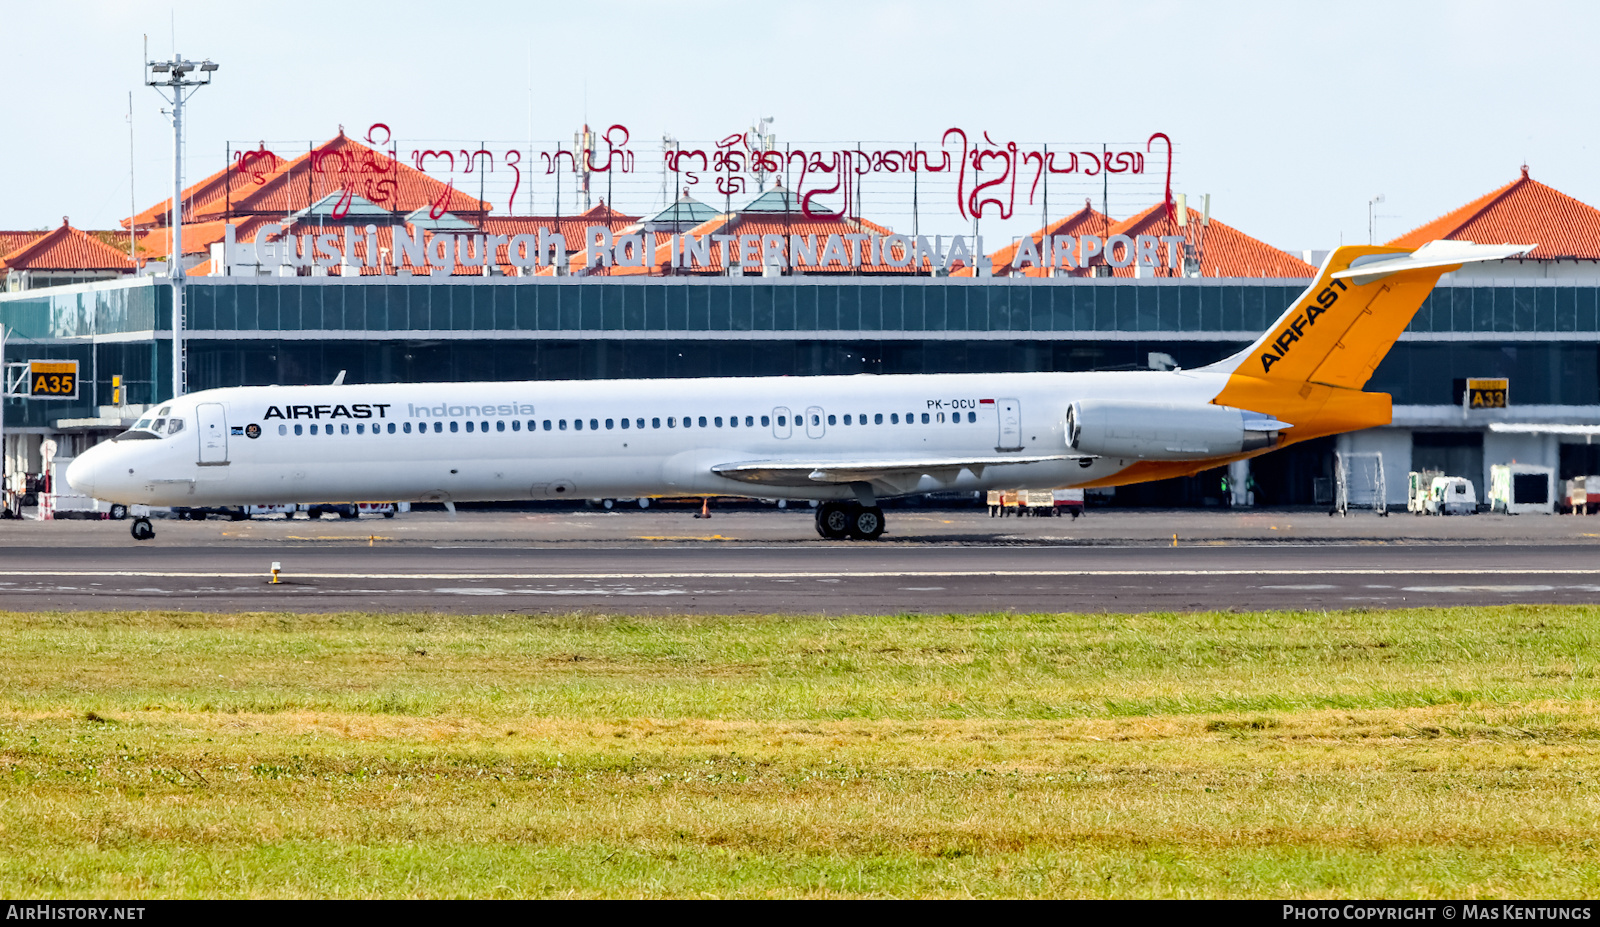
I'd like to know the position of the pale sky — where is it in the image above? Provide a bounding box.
[3,0,1594,252]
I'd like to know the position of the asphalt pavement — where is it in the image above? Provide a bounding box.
[1,507,1597,614]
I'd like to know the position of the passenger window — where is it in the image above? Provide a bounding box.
[936,413,945,424]
[811,414,820,426]
[294,424,303,436]
[714,417,723,427]
[543,420,552,431]
[652,417,661,428]
[890,413,899,424]
[466,421,476,433]
[341,423,350,435]
[668,417,676,428]
[745,416,754,427]
[620,418,629,430]
[309,424,318,435]
[574,419,583,431]
[605,419,614,430]
[875,413,883,424]
[859,412,866,423]
[433,422,443,433]
[921,413,930,424]
[511,420,520,432]
[560,420,568,430]
[450,421,460,433]
[481,421,489,432]
[356,423,365,435]
[590,419,599,431]
[777,415,786,427]
[497,421,505,432]
[827,414,836,426]
[967,411,976,423]
[760,415,768,427]
[843,415,851,425]
[403,422,412,434]
[698,416,707,427]
[278,424,287,436]
[637,418,645,429]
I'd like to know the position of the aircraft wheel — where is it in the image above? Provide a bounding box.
[130,517,155,541]
[815,502,852,540]
[848,506,886,540]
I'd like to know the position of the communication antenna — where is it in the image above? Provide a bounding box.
[573,124,594,211]
[750,116,775,189]
[1368,194,1386,245]
[660,134,678,210]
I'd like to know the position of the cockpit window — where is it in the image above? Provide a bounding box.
[167,418,184,435]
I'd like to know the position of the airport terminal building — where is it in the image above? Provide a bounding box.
[4,143,1599,509]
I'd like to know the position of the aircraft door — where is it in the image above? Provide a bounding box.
[805,406,826,439]
[197,403,229,465]
[772,407,792,439]
[996,398,1022,451]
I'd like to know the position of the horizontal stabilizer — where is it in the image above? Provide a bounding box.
[713,455,1077,487]
[1331,240,1535,284]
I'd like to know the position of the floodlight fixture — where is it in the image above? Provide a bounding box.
[145,53,219,399]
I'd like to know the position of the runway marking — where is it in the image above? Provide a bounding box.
[2,568,1599,581]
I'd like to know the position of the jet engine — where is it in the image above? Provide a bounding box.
[1065,400,1289,461]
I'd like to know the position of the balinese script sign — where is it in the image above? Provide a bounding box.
[231,123,1175,225]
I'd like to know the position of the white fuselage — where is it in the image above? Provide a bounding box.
[66,370,1232,507]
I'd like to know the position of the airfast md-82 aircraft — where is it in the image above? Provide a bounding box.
[68,241,1529,541]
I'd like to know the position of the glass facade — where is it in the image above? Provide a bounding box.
[4,277,1600,427]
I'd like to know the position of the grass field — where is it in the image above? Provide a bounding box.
[2,605,1600,898]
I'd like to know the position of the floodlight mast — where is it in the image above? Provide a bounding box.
[145,55,217,401]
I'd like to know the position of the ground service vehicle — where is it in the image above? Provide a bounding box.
[1424,476,1478,515]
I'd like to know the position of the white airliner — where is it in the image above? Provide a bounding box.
[67,241,1529,541]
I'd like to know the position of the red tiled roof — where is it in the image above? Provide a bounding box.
[0,231,46,258]
[985,200,1113,277]
[126,133,489,229]
[1096,201,1316,278]
[0,220,136,272]
[1386,166,1595,259]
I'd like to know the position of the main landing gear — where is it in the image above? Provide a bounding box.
[130,517,155,541]
[814,501,886,540]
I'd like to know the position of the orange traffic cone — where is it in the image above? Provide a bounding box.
[695,497,711,519]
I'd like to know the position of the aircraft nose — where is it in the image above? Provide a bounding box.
[65,448,102,497]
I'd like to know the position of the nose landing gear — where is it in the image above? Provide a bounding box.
[814,501,886,540]
[130,517,155,541]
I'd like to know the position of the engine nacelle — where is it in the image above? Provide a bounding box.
[1065,400,1288,461]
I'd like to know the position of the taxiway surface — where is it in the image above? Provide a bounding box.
[2,509,1597,614]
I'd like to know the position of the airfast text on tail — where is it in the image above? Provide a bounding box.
[1207,240,1534,443]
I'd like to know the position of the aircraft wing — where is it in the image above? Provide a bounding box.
[711,455,1080,488]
